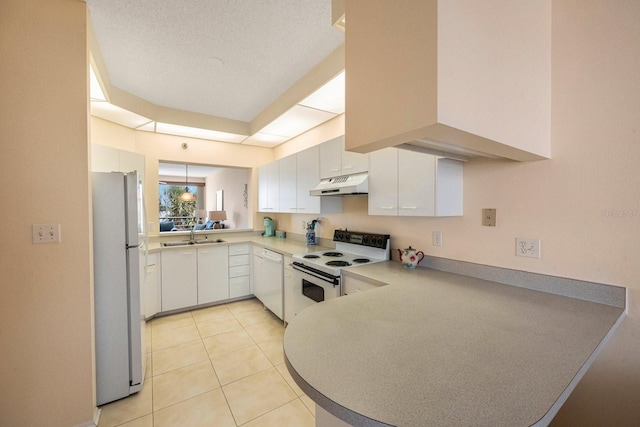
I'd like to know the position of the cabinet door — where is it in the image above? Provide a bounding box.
[296,146,321,214]
[197,245,229,304]
[119,150,145,178]
[343,274,384,295]
[258,164,269,212]
[258,161,280,212]
[319,137,342,178]
[229,276,251,299]
[144,252,161,319]
[161,249,197,311]
[340,138,369,175]
[398,149,436,216]
[91,144,120,172]
[435,158,463,216]
[283,257,294,323]
[252,252,264,302]
[368,148,398,216]
[279,155,297,213]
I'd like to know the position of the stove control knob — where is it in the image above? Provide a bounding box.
[362,235,369,245]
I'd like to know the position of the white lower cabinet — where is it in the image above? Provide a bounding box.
[161,248,198,311]
[228,243,252,298]
[342,274,385,295]
[283,256,294,323]
[197,245,229,304]
[144,252,161,319]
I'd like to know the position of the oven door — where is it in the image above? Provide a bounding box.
[290,263,341,317]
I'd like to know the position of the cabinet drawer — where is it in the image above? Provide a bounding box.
[229,265,251,277]
[229,276,251,298]
[229,254,250,267]
[228,243,250,256]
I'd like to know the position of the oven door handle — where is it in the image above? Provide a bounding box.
[291,263,340,286]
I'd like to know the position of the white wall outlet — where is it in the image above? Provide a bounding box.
[516,238,540,258]
[33,223,61,244]
[432,231,443,247]
[301,220,307,230]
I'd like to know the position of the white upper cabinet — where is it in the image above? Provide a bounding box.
[368,148,399,216]
[369,147,462,217]
[278,155,297,213]
[345,0,551,161]
[258,161,279,212]
[295,146,322,213]
[276,146,341,214]
[320,136,369,179]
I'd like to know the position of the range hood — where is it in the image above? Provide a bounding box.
[310,172,368,196]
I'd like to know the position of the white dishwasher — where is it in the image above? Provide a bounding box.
[253,247,284,320]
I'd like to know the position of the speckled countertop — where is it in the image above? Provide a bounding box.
[284,262,625,427]
[147,231,331,256]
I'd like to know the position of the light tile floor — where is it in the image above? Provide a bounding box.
[98,298,316,427]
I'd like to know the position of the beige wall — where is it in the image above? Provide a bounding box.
[205,168,251,229]
[0,1,95,426]
[90,117,274,234]
[7,0,634,424]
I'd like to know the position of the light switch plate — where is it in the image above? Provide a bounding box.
[482,209,497,226]
[33,223,61,244]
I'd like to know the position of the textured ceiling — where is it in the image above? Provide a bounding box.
[86,0,344,123]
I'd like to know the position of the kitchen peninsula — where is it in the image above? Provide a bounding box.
[284,262,625,426]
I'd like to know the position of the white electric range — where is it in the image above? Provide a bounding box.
[290,230,390,317]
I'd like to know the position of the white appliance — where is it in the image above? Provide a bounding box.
[290,230,390,316]
[309,172,369,196]
[253,246,284,320]
[92,171,144,406]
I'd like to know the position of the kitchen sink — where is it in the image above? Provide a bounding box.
[162,239,225,247]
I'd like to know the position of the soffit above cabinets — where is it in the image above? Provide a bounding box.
[87,1,346,148]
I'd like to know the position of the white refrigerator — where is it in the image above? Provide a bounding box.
[92,171,144,406]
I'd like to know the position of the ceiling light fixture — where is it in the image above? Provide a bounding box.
[179,164,196,202]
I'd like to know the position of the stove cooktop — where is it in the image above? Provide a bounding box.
[293,230,391,276]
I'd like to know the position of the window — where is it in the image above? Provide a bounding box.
[158,161,251,232]
[158,182,205,230]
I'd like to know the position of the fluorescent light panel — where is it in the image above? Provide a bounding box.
[90,101,152,128]
[259,105,337,138]
[242,132,289,147]
[89,61,345,147]
[299,71,345,114]
[155,122,246,143]
[89,66,106,101]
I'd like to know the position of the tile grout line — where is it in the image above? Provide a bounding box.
[140,299,311,427]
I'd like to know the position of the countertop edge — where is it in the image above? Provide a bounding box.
[284,354,393,427]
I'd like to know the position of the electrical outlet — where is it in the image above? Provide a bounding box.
[33,223,61,244]
[301,220,306,230]
[516,238,540,258]
[432,231,442,247]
